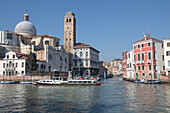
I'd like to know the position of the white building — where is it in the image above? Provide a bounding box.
[126,49,134,79]
[163,39,170,76]
[73,43,100,77]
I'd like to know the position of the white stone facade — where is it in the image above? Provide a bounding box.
[73,43,99,77]
[126,50,134,79]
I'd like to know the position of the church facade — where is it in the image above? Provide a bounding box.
[0,12,69,76]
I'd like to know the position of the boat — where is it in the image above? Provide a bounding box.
[33,77,100,86]
[134,79,161,84]
[20,81,33,84]
[0,81,16,84]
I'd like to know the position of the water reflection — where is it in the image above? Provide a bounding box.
[0,78,170,112]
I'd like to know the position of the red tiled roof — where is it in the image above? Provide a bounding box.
[74,43,90,47]
[12,51,29,56]
[33,35,60,40]
[18,56,27,59]
[134,37,162,44]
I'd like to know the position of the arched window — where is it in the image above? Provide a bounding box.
[60,56,62,61]
[69,18,71,22]
[45,41,49,45]
[148,52,151,60]
[65,58,67,63]
[66,19,68,22]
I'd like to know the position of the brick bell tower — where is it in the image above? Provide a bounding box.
[64,11,76,71]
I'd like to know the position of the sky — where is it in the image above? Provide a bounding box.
[0,0,170,62]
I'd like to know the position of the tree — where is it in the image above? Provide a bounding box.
[26,52,37,72]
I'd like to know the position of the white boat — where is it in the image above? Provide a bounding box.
[134,79,161,84]
[33,77,100,86]
[0,81,15,84]
[20,81,33,84]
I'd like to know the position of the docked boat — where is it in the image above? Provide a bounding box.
[20,81,33,84]
[0,81,16,84]
[134,79,161,84]
[33,77,100,86]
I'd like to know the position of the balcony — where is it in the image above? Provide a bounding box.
[5,67,15,71]
[140,60,145,64]
[147,59,151,63]
[136,61,140,64]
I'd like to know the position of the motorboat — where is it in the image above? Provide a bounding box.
[0,81,16,84]
[20,81,33,84]
[134,79,161,84]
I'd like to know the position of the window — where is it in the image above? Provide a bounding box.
[13,55,15,58]
[148,52,151,60]
[142,65,144,70]
[16,71,18,75]
[75,60,77,66]
[74,52,77,57]
[41,64,43,69]
[138,53,140,61]
[16,63,18,67]
[134,55,136,61]
[149,73,152,76]
[149,65,151,70]
[3,63,5,68]
[69,18,71,22]
[66,19,68,22]
[166,51,170,56]
[130,63,131,68]
[148,42,150,46]
[138,45,140,48]
[162,55,164,61]
[7,33,12,39]
[80,61,83,66]
[153,43,155,47]
[154,65,156,70]
[162,44,164,48]
[56,42,59,47]
[86,52,88,57]
[45,41,49,45]
[142,53,144,60]
[138,66,140,71]
[22,71,24,74]
[86,60,88,66]
[80,52,83,57]
[22,62,24,67]
[7,55,9,59]
[44,65,46,69]
[134,46,136,49]
[142,73,145,76]
[167,43,170,47]
[3,71,5,76]
[154,52,156,59]
[128,54,130,58]
[168,61,170,66]
[142,44,144,47]
[163,66,165,70]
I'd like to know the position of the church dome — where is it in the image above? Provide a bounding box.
[14,13,36,36]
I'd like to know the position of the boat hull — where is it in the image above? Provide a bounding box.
[33,83,100,86]
[0,81,15,84]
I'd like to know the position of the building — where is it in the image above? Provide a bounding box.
[63,11,76,71]
[126,50,134,79]
[122,51,127,79]
[110,59,122,76]
[99,61,107,78]
[0,12,70,77]
[123,34,169,81]
[73,43,100,77]
[133,34,164,80]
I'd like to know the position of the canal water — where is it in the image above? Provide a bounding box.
[0,77,170,113]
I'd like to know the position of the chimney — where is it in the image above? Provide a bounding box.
[144,34,147,40]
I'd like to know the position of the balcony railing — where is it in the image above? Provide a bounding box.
[147,59,151,63]
[137,61,140,64]
[140,60,145,64]
[5,67,15,71]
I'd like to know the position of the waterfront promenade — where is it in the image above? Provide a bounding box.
[0,77,169,112]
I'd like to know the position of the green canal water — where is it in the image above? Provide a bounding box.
[0,77,169,113]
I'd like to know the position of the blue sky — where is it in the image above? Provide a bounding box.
[0,0,170,62]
